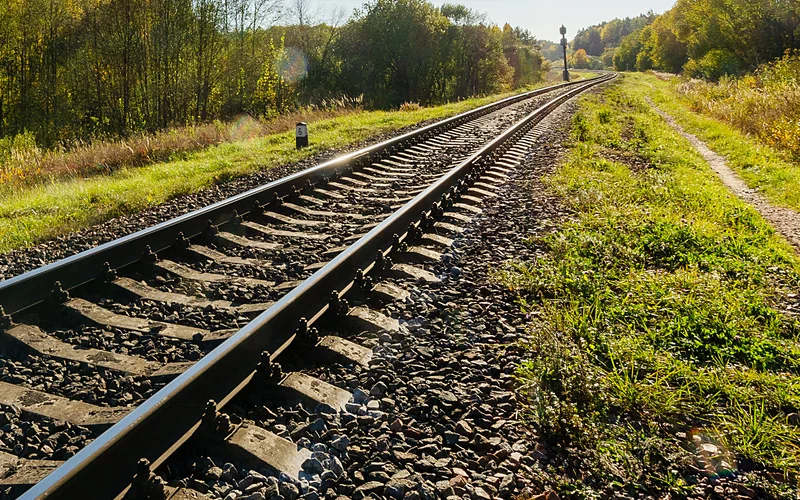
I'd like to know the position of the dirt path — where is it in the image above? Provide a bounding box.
[647,97,800,251]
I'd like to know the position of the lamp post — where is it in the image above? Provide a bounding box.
[560,25,570,82]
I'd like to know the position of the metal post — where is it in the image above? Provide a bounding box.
[296,122,308,149]
[560,25,570,82]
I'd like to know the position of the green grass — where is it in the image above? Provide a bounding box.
[545,68,603,83]
[497,75,800,498]
[0,84,557,255]
[629,72,800,212]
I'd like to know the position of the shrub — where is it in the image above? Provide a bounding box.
[399,101,422,112]
[684,49,742,81]
[676,50,800,160]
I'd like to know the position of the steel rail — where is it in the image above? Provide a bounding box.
[22,74,616,499]
[0,77,601,318]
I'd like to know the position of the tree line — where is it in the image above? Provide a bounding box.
[573,13,655,61]
[537,14,656,70]
[612,0,800,79]
[0,0,546,147]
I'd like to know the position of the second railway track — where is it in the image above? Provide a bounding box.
[0,74,615,499]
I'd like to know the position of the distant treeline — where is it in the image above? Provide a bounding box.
[613,0,800,79]
[537,14,656,70]
[0,0,545,147]
[573,13,655,60]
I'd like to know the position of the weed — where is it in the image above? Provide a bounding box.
[399,102,422,112]
[0,108,361,188]
[572,113,590,143]
[676,51,800,161]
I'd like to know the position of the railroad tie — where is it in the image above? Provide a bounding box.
[0,324,191,378]
[113,277,272,316]
[65,298,234,343]
[0,381,126,428]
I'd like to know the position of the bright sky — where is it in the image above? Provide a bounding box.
[313,0,677,41]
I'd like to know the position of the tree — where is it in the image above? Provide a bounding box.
[538,40,563,62]
[440,3,483,26]
[610,0,800,77]
[502,24,545,88]
[601,49,615,68]
[574,26,603,56]
[0,0,550,148]
[648,15,687,74]
[572,13,657,58]
[337,0,449,107]
[614,29,645,71]
[571,48,590,69]
[193,0,225,121]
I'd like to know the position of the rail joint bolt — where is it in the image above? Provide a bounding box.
[130,458,167,500]
[174,232,190,250]
[204,220,219,236]
[257,351,283,384]
[297,317,319,345]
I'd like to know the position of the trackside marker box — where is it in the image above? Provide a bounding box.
[296,122,309,149]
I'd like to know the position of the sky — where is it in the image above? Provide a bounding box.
[313,0,677,42]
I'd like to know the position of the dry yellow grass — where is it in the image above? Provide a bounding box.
[676,50,800,159]
[0,107,358,187]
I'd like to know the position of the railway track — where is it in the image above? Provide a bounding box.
[0,74,614,499]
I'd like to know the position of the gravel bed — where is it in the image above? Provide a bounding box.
[156,100,583,500]
[202,260,310,282]
[0,404,96,462]
[104,297,245,332]
[49,325,204,363]
[202,242,275,262]
[206,283,287,305]
[0,354,161,407]
[119,272,280,309]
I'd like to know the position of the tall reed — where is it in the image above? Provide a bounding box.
[675,50,800,159]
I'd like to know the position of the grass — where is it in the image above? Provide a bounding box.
[497,75,800,498]
[631,71,800,213]
[673,51,800,161]
[544,68,603,83]
[0,83,559,255]
[0,105,362,187]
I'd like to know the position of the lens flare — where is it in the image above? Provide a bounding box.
[228,114,261,141]
[279,47,309,84]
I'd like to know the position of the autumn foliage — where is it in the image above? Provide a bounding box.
[613,0,800,79]
[0,0,545,149]
[677,50,800,160]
